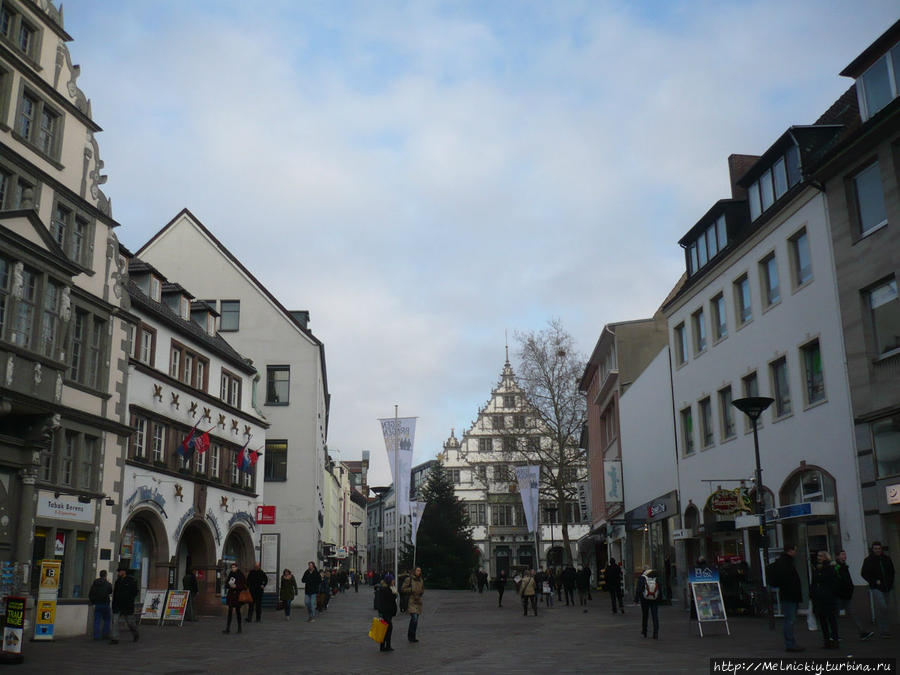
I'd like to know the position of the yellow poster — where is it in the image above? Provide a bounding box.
[39,560,61,592]
[36,600,56,626]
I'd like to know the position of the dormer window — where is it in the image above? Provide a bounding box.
[747,145,801,221]
[686,214,728,276]
[857,42,900,121]
[179,295,189,320]
[149,276,161,302]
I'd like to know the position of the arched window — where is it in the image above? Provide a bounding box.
[781,468,835,505]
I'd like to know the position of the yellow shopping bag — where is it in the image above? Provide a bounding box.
[368,617,388,643]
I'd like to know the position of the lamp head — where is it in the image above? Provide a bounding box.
[731,396,774,421]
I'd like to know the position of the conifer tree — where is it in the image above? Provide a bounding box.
[402,462,477,588]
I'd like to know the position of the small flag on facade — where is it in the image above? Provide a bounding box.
[176,422,200,459]
[194,430,211,454]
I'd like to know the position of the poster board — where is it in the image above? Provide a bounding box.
[688,566,730,637]
[140,589,167,624]
[33,560,61,640]
[162,590,189,626]
[1,596,25,662]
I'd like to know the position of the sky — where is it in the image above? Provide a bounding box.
[62,1,898,488]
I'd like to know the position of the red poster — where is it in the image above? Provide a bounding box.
[255,505,276,524]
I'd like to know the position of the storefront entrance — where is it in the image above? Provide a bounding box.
[121,510,169,604]
[175,520,217,613]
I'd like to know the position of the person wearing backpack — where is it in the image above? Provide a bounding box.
[88,569,113,640]
[634,567,660,639]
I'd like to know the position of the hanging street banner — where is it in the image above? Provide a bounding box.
[410,500,427,545]
[379,416,416,517]
[515,465,541,533]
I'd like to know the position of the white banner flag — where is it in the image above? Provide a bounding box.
[379,417,416,517]
[515,465,541,533]
[410,500,427,545]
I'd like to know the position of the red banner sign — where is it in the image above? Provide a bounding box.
[255,505,276,524]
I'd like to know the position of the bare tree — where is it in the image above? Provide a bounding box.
[515,319,587,564]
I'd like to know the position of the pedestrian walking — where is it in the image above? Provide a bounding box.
[279,569,298,620]
[301,561,321,622]
[555,567,563,602]
[376,574,398,652]
[182,567,199,622]
[470,571,478,592]
[402,566,425,643]
[520,569,538,616]
[222,561,246,634]
[605,559,625,615]
[88,569,112,640]
[245,562,267,623]
[576,565,590,611]
[810,550,840,649]
[767,545,805,652]
[398,569,410,613]
[634,567,660,639]
[110,563,139,644]
[540,569,554,607]
[495,570,507,607]
[478,570,488,594]
[861,541,895,638]
[835,550,873,640]
[562,565,576,606]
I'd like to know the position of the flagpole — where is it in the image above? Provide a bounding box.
[394,405,399,583]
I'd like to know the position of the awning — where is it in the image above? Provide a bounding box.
[734,501,836,529]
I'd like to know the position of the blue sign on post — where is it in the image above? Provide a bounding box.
[688,566,719,583]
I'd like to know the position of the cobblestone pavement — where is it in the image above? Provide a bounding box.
[9,589,899,674]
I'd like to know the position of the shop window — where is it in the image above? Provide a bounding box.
[782,469,835,505]
[800,340,825,405]
[266,365,290,404]
[718,386,735,440]
[872,415,900,478]
[769,357,792,419]
[680,406,694,456]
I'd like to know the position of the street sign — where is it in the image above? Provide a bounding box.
[256,505,276,524]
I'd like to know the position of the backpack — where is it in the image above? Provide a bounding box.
[642,576,659,600]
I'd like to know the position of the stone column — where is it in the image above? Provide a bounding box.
[14,468,37,566]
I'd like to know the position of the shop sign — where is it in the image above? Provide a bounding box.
[887,484,900,506]
[1,596,25,657]
[36,491,96,524]
[255,505,276,525]
[54,532,65,556]
[39,560,61,592]
[34,600,57,638]
[647,502,667,518]
[603,461,623,503]
[705,488,751,515]
[140,590,167,624]
[576,482,591,521]
[336,546,348,559]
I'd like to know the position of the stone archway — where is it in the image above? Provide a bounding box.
[175,519,218,614]
[223,524,255,571]
[121,508,170,600]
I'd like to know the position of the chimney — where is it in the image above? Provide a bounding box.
[290,310,310,330]
[727,154,760,200]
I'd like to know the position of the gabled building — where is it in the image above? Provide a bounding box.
[0,0,132,636]
[814,19,900,618]
[136,209,329,580]
[120,252,267,612]
[441,358,589,577]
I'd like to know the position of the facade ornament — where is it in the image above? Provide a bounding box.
[218,414,226,428]
[5,356,13,386]
[170,392,180,409]
[33,363,42,386]
[85,133,111,216]
[55,373,63,401]
[189,401,198,417]
[202,407,211,422]
[11,263,24,300]
[231,419,239,433]
[60,286,72,322]
[174,484,184,502]
[153,384,163,401]
[244,425,251,437]
[107,231,129,306]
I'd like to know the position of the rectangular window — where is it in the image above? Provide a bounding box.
[11,267,37,347]
[211,444,220,478]
[449,468,461,484]
[264,440,288,481]
[150,276,161,302]
[61,432,75,486]
[853,162,888,235]
[513,414,525,428]
[705,224,717,259]
[18,92,35,139]
[748,181,761,221]
[151,423,165,463]
[40,280,61,359]
[801,340,825,405]
[138,326,155,365]
[689,243,699,275]
[699,397,714,448]
[786,144,802,187]
[169,345,180,379]
[697,231,708,267]
[715,215,727,252]
[492,415,505,430]
[477,464,487,482]
[773,157,788,199]
[220,370,242,407]
[761,254,780,307]
[734,275,752,325]
[51,204,69,249]
[868,278,900,356]
[680,407,694,456]
[493,464,508,481]
[760,169,775,211]
[231,449,241,486]
[71,217,87,264]
[860,54,894,119]
[770,357,792,418]
[80,436,97,489]
[220,300,240,331]
[674,322,687,365]
[503,394,514,408]
[478,437,492,453]
[182,352,193,385]
[132,417,147,459]
[872,416,900,479]
[692,308,706,354]
[790,229,812,287]
[195,446,206,475]
[711,293,727,341]
[38,107,58,156]
[502,436,516,454]
[491,503,513,527]
[87,317,104,389]
[719,386,735,440]
[266,366,290,404]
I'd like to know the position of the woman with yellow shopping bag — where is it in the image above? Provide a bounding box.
[374,574,398,652]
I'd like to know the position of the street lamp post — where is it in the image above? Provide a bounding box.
[731,396,775,630]
[350,520,362,592]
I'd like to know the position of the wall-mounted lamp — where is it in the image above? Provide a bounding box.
[105,498,115,507]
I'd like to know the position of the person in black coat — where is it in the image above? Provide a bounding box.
[605,558,624,614]
[301,562,321,622]
[767,545,804,652]
[576,566,591,610]
[245,562,268,623]
[835,550,871,639]
[110,563,139,644]
[182,567,199,622]
[810,551,839,648]
[495,570,507,607]
[376,574,398,652]
[562,565,577,606]
[89,570,113,640]
[223,562,246,634]
[860,541,895,638]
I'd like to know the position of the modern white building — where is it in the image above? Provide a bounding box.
[663,143,867,603]
[120,253,267,612]
[136,209,329,588]
[441,358,590,577]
